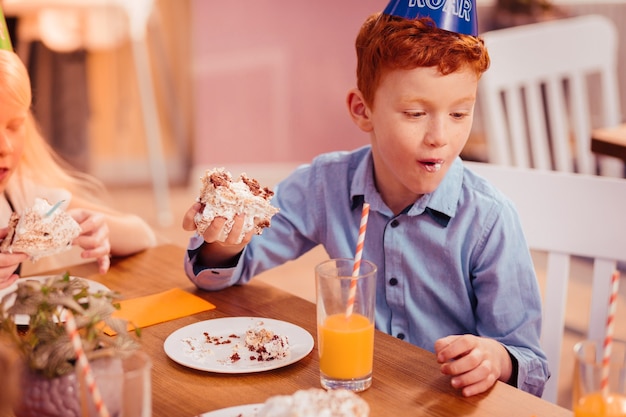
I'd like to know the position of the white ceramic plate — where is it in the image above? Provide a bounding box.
[0,275,110,325]
[164,317,314,374]
[198,403,262,417]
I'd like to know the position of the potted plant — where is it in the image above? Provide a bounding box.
[0,272,140,417]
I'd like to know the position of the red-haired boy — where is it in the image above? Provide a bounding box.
[183,3,549,397]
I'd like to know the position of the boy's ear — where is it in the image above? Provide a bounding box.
[346,88,373,132]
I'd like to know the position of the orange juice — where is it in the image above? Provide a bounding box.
[319,313,374,379]
[574,392,626,417]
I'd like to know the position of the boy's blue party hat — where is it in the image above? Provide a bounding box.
[0,5,13,51]
[383,0,478,36]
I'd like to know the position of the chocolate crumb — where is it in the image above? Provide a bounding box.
[209,171,231,187]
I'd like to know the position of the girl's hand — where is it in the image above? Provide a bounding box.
[0,228,28,289]
[68,209,111,274]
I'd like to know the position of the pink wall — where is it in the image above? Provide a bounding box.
[190,1,384,167]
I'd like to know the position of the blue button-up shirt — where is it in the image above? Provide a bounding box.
[185,146,549,396]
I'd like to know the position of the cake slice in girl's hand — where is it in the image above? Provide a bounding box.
[0,198,81,261]
[194,168,279,242]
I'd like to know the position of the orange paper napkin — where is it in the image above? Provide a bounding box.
[105,288,216,335]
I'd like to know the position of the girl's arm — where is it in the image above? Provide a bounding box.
[69,196,157,257]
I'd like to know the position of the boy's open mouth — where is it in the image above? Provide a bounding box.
[420,159,443,172]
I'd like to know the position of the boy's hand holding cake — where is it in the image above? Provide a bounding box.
[191,168,279,243]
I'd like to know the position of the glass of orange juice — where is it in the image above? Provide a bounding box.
[573,340,626,417]
[315,258,377,392]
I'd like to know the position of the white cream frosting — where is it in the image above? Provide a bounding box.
[244,326,290,361]
[257,388,370,417]
[194,168,279,242]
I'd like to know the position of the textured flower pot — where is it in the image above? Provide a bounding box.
[15,358,125,417]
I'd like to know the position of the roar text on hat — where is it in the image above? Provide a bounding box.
[392,0,473,22]
[383,0,477,36]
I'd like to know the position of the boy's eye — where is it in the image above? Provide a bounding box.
[450,112,469,119]
[405,111,426,118]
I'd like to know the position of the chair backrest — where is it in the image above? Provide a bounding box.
[477,15,623,176]
[465,161,626,404]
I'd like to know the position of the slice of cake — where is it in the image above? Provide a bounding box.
[194,168,279,242]
[257,388,370,417]
[244,325,289,361]
[0,198,81,261]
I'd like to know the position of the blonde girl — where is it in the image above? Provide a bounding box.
[0,49,156,288]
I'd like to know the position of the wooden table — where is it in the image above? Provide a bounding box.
[591,123,626,161]
[41,244,572,416]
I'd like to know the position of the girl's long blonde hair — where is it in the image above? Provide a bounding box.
[0,49,104,202]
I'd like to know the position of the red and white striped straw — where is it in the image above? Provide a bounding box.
[64,311,111,417]
[346,203,370,318]
[601,270,620,398]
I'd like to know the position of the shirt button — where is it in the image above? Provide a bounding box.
[390,219,399,228]
[389,277,398,286]
[397,333,405,340]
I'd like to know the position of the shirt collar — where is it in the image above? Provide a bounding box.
[412,157,464,223]
[350,148,390,215]
[350,148,464,226]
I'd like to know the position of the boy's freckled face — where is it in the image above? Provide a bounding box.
[368,66,478,213]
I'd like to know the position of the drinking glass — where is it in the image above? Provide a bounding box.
[573,339,626,417]
[81,350,152,417]
[315,258,377,392]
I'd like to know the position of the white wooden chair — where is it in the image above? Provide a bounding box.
[465,161,626,404]
[477,14,624,176]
